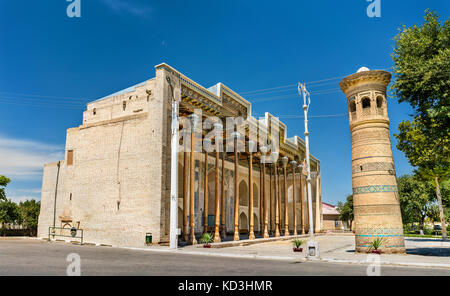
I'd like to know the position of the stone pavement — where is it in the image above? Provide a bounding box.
[132,234,450,269]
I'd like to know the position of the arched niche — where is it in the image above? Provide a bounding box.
[239,180,248,206]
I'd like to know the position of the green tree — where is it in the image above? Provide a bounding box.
[18,200,40,236]
[0,175,11,201]
[0,200,20,236]
[392,10,449,240]
[397,174,435,233]
[391,10,450,129]
[337,194,354,231]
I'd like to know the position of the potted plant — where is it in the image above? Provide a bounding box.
[199,233,213,248]
[368,237,384,254]
[292,239,305,252]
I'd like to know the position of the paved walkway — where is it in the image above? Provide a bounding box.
[132,234,450,269]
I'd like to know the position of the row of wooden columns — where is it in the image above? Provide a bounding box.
[182,145,312,245]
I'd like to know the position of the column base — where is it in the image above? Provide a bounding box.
[274,226,280,237]
[188,236,197,245]
[284,226,290,236]
[249,232,255,240]
[213,232,221,243]
[233,226,240,241]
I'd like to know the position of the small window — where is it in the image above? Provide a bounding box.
[70,193,72,201]
[123,101,127,111]
[376,96,383,108]
[362,97,371,109]
[349,101,356,112]
[93,108,96,115]
[67,150,74,166]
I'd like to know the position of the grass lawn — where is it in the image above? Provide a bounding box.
[404,233,444,238]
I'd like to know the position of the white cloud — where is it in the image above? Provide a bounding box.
[100,0,152,18]
[0,135,64,180]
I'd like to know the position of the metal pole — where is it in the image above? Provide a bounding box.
[169,78,179,249]
[299,83,314,238]
[52,161,61,229]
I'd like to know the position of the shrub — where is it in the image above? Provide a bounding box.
[199,233,213,244]
[369,237,384,251]
[292,239,305,248]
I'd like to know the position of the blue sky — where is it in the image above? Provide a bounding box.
[0,0,448,204]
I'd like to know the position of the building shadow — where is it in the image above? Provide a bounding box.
[405,238,448,243]
[406,248,450,257]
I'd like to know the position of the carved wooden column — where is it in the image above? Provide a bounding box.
[291,160,297,235]
[282,157,289,236]
[278,166,283,233]
[315,170,321,233]
[269,164,273,234]
[183,152,188,241]
[300,172,305,234]
[248,141,255,240]
[306,178,310,233]
[221,152,226,238]
[260,146,269,238]
[204,152,209,233]
[188,114,197,245]
[232,132,240,241]
[213,149,221,242]
[274,163,280,237]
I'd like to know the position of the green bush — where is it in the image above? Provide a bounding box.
[199,233,213,244]
[423,227,433,235]
[369,238,384,251]
[292,239,305,248]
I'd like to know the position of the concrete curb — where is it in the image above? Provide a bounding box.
[203,234,315,248]
[122,246,450,269]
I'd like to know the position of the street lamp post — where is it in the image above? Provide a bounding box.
[168,76,179,249]
[298,83,314,239]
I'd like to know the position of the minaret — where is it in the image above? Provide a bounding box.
[339,67,405,254]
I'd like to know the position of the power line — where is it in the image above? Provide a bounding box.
[0,91,88,101]
[239,83,298,95]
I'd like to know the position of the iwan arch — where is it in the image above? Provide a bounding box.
[37,63,323,247]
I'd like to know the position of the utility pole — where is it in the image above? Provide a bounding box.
[168,76,179,249]
[298,83,314,239]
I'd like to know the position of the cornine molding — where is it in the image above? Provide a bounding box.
[353,185,398,195]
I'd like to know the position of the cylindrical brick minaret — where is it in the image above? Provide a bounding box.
[339,67,405,254]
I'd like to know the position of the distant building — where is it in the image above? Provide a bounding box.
[322,203,346,231]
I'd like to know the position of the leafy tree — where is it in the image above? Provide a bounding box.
[0,200,20,235]
[392,10,449,240]
[0,175,10,201]
[18,200,40,236]
[397,174,435,233]
[391,10,450,129]
[337,194,354,231]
